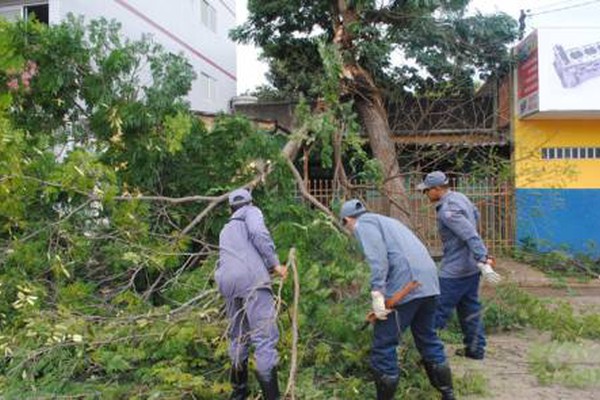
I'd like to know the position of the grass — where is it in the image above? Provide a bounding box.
[529,340,600,388]
[455,369,487,396]
[513,246,600,281]
[483,284,600,341]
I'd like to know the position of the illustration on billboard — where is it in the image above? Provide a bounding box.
[553,41,600,88]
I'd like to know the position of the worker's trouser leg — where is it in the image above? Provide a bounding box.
[371,296,447,377]
[226,288,279,378]
[436,274,486,359]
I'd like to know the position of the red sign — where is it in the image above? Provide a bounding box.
[516,31,539,117]
[518,52,539,98]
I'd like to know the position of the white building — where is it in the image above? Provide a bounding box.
[0,0,237,112]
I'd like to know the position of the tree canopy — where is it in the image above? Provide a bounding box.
[233,0,518,223]
[234,0,518,98]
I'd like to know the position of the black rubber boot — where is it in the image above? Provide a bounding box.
[229,360,248,400]
[256,367,280,400]
[423,361,456,400]
[455,347,484,360]
[373,370,399,400]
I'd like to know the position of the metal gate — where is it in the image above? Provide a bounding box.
[302,176,515,256]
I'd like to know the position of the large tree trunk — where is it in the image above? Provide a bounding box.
[333,0,411,225]
[354,97,410,224]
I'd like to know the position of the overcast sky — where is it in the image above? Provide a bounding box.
[235,0,600,94]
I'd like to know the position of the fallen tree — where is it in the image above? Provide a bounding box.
[0,17,387,399]
[0,15,523,399]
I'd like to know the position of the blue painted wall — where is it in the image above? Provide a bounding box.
[516,189,600,255]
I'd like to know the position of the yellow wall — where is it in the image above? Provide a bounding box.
[514,118,600,189]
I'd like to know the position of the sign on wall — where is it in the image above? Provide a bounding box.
[516,28,600,118]
[516,31,539,118]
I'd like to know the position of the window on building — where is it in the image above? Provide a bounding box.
[542,146,600,160]
[24,4,49,24]
[200,0,216,32]
[0,3,48,24]
[200,73,216,100]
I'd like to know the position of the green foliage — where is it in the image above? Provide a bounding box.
[233,0,518,100]
[233,0,518,182]
[454,369,488,396]
[484,285,600,341]
[0,16,291,398]
[513,244,600,280]
[529,341,600,388]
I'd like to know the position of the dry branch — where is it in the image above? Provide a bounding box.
[284,157,347,233]
[284,247,299,400]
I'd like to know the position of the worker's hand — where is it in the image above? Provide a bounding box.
[371,291,392,320]
[477,261,502,285]
[273,264,288,280]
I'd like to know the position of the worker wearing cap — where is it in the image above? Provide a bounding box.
[340,199,455,400]
[216,188,287,400]
[418,171,502,360]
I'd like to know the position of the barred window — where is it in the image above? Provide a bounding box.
[542,146,600,160]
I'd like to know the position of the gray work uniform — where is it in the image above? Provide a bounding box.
[353,212,447,377]
[435,190,488,358]
[216,204,280,378]
[436,191,488,279]
[353,213,440,302]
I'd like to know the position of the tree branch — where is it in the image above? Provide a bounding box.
[284,157,347,233]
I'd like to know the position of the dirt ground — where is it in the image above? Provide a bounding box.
[494,257,600,314]
[453,258,600,399]
[453,331,600,400]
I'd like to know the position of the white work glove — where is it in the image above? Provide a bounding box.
[370,291,392,320]
[477,260,502,285]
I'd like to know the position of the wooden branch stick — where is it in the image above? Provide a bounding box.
[169,289,218,315]
[114,194,223,203]
[179,173,265,237]
[284,247,299,400]
[284,157,347,233]
[17,199,92,243]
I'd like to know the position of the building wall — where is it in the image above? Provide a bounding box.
[0,0,237,112]
[514,116,600,253]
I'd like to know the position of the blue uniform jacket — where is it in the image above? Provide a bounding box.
[436,191,488,278]
[216,204,280,298]
[354,213,440,304]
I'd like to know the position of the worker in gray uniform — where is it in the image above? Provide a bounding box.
[340,199,455,400]
[418,171,501,360]
[216,188,287,400]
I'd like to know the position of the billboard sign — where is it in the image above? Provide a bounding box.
[515,28,600,118]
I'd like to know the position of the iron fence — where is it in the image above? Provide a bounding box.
[300,176,515,256]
